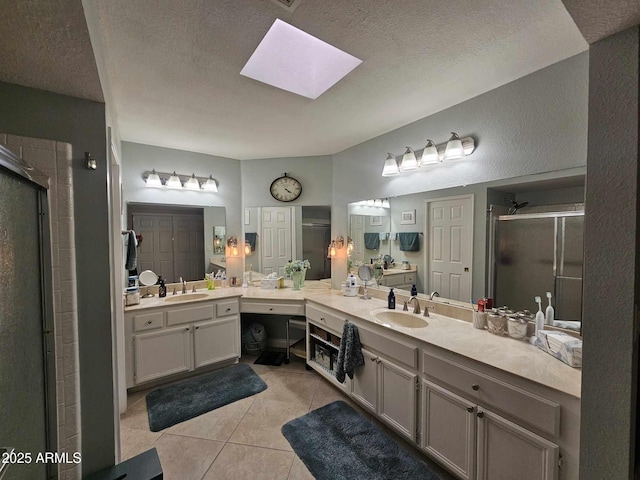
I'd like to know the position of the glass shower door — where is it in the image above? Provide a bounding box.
[0,165,56,479]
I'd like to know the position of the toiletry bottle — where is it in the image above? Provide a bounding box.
[388,288,396,309]
[535,296,545,336]
[411,284,417,296]
[158,276,166,298]
[545,292,554,325]
[349,274,356,287]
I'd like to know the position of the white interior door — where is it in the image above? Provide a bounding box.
[427,195,473,301]
[261,207,292,276]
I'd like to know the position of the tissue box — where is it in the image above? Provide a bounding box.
[260,277,284,289]
[535,330,582,368]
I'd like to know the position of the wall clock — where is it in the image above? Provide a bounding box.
[270,173,302,202]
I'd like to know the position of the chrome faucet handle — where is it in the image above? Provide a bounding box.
[403,301,408,311]
[192,285,197,293]
[423,305,435,317]
[172,288,177,295]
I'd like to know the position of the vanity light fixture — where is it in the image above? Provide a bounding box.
[420,140,440,165]
[184,173,201,191]
[145,169,162,187]
[442,132,466,161]
[244,241,252,256]
[327,235,345,259]
[382,153,400,177]
[202,175,218,192]
[166,171,183,189]
[346,236,354,255]
[227,237,239,257]
[399,147,419,172]
[353,198,390,208]
[380,133,475,177]
[142,170,220,192]
[84,152,97,170]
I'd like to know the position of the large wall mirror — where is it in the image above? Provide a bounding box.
[347,171,585,332]
[127,203,226,282]
[244,205,331,280]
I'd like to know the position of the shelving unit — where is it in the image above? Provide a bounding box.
[286,316,307,364]
[308,323,341,376]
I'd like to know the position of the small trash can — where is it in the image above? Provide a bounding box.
[241,322,268,355]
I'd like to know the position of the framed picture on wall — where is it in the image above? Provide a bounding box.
[370,216,383,226]
[401,210,416,225]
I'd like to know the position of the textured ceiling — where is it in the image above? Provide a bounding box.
[562,0,640,44]
[0,0,103,102]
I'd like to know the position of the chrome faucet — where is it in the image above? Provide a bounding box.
[182,280,187,294]
[430,291,440,300]
[405,296,421,314]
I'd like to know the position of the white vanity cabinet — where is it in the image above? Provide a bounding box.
[353,347,419,440]
[125,297,240,388]
[306,302,419,441]
[422,350,562,480]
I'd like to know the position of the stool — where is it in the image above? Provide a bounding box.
[85,448,162,480]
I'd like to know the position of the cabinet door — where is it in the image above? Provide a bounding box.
[134,326,192,384]
[194,316,239,369]
[422,380,477,480]
[351,347,378,413]
[477,408,559,480]
[378,356,418,441]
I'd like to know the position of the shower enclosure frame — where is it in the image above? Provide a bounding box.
[0,145,57,478]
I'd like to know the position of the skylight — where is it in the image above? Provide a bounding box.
[240,19,362,100]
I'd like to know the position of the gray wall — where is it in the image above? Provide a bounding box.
[241,155,333,207]
[581,26,639,479]
[0,81,113,474]
[332,52,589,288]
[121,142,243,279]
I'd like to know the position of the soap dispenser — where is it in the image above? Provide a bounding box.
[545,292,554,325]
[158,276,166,298]
[388,288,396,309]
[411,284,417,296]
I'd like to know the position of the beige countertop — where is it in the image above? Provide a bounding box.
[124,282,580,398]
[304,290,581,399]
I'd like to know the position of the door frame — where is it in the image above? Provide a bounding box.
[424,194,474,300]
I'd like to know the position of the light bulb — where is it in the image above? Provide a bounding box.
[382,153,400,177]
[399,147,419,171]
[420,140,440,165]
[145,169,162,187]
[166,171,182,189]
[244,242,251,255]
[185,173,200,191]
[443,132,465,161]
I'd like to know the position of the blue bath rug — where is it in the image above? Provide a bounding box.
[146,363,266,431]
[282,400,441,480]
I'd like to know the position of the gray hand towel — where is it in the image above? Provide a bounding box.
[398,232,420,251]
[364,232,380,250]
[125,231,138,271]
[335,321,365,383]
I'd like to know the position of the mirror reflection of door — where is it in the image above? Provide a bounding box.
[261,206,292,276]
[350,215,365,265]
[427,195,474,301]
[302,206,331,280]
[129,204,205,282]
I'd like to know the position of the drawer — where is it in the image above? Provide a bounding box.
[240,300,305,316]
[133,311,164,332]
[382,274,406,287]
[404,273,416,284]
[166,304,214,326]
[216,299,239,318]
[423,351,560,437]
[305,303,345,334]
[358,324,418,369]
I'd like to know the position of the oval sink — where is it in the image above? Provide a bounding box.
[164,293,210,303]
[371,309,429,328]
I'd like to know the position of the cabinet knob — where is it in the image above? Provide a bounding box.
[477,411,484,418]
[226,308,231,312]
[320,317,325,322]
[185,327,190,331]
[195,326,199,330]
[146,320,152,325]
[269,308,273,311]
[472,384,479,391]
[467,406,474,413]
[370,356,377,362]
[377,358,381,364]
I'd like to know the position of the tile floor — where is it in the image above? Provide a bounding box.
[120,355,454,480]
